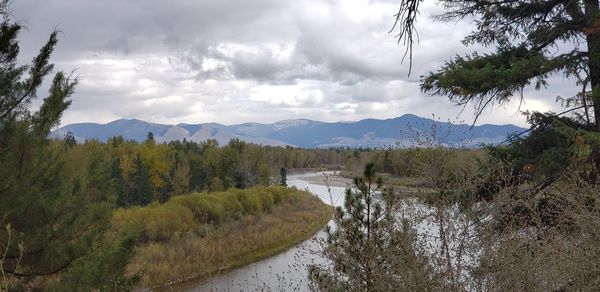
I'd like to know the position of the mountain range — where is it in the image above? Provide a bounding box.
[50,114,526,148]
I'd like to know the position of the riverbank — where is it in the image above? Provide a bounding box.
[293,171,353,188]
[296,171,432,196]
[118,187,331,289]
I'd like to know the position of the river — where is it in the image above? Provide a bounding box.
[182,171,346,291]
[171,171,475,291]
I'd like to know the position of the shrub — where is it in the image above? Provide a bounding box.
[113,186,306,244]
[170,194,226,224]
[112,204,195,242]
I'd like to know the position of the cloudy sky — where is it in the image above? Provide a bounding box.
[13,0,570,127]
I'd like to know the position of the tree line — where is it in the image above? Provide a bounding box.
[61,135,360,208]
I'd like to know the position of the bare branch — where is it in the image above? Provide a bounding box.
[390,0,423,76]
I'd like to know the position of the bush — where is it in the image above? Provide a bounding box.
[170,194,226,224]
[235,188,263,214]
[113,186,303,244]
[112,204,195,242]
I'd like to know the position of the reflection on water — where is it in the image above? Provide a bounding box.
[188,172,346,291]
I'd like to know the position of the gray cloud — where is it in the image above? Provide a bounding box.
[13,0,569,127]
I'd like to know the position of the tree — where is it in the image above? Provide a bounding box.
[383,149,394,174]
[0,1,133,288]
[0,10,72,125]
[171,153,191,196]
[112,157,128,207]
[280,167,287,186]
[64,131,77,148]
[393,0,600,129]
[128,154,153,206]
[146,131,154,142]
[139,142,172,200]
[309,163,437,291]
[391,4,600,289]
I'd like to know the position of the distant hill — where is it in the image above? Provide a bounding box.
[50,114,526,148]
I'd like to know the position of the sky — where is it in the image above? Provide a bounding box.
[13,0,571,127]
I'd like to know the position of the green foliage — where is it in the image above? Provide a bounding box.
[112,158,128,207]
[112,203,195,242]
[485,112,600,187]
[0,2,134,289]
[146,131,154,142]
[309,163,438,291]
[257,163,271,185]
[268,185,288,203]
[64,131,76,147]
[235,188,263,214]
[112,186,302,243]
[395,0,600,127]
[280,166,287,186]
[171,194,227,224]
[351,147,482,191]
[128,154,153,206]
[422,48,565,111]
[55,137,355,206]
[50,235,138,291]
[171,152,191,196]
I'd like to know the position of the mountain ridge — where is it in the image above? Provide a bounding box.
[51,114,527,148]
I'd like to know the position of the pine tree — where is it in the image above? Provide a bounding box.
[128,154,153,206]
[146,131,154,143]
[0,1,134,288]
[309,163,437,291]
[280,166,287,186]
[111,158,128,207]
[64,131,76,148]
[392,0,600,185]
[393,1,600,128]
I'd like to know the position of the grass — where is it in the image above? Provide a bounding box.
[116,187,331,288]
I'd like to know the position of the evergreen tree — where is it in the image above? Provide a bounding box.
[392,0,600,185]
[146,131,154,143]
[128,154,153,206]
[111,158,128,207]
[64,131,76,148]
[0,1,134,288]
[280,167,287,186]
[393,1,600,128]
[309,163,437,291]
